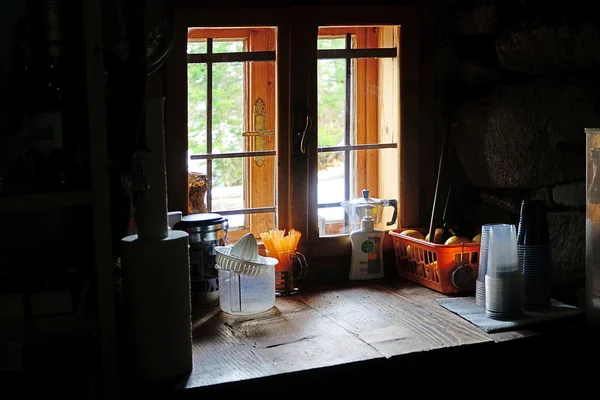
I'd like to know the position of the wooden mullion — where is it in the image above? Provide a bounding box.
[206,38,213,211]
[399,20,421,228]
[188,28,251,39]
[355,30,367,198]
[247,28,276,237]
[318,27,360,36]
[276,18,291,233]
[366,27,379,198]
[165,10,189,215]
[291,6,316,253]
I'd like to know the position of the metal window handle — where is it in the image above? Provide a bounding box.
[241,98,274,167]
[299,115,312,155]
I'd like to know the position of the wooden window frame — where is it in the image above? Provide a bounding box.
[316,26,395,236]
[186,27,277,242]
[165,3,435,272]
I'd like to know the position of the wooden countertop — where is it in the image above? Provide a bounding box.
[165,278,589,396]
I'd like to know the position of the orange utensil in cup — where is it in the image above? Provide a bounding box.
[265,249,307,295]
[261,229,308,295]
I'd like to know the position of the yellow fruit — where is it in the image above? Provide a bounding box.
[406,245,415,259]
[425,228,444,244]
[400,229,425,240]
[472,234,481,243]
[444,235,472,245]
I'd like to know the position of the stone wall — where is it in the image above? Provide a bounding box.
[436,0,600,305]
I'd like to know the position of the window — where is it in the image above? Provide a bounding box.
[186,27,277,241]
[165,4,435,263]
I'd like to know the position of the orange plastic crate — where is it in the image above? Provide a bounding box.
[389,228,480,294]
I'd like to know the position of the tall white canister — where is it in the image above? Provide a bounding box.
[120,97,192,385]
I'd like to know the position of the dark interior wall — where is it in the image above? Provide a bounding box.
[0,2,26,70]
[0,1,27,135]
[436,0,598,305]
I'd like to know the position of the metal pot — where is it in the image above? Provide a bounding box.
[340,189,398,232]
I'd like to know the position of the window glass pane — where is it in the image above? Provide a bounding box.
[318,151,345,237]
[188,159,207,176]
[317,25,400,238]
[318,151,345,204]
[187,28,277,242]
[347,148,398,231]
[213,40,244,53]
[317,58,346,147]
[318,206,345,236]
[212,62,244,153]
[187,41,207,54]
[318,26,396,49]
[187,63,207,164]
[212,157,244,212]
[318,38,345,50]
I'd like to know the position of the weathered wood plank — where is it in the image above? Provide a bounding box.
[186,295,382,388]
[183,278,584,391]
[296,280,493,358]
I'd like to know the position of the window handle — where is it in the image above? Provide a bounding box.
[299,115,312,155]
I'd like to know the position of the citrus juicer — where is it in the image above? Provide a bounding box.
[215,233,279,315]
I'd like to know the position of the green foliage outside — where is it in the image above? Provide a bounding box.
[187,38,347,189]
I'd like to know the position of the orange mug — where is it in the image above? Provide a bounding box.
[265,249,307,295]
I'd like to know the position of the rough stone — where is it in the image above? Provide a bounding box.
[480,191,521,214]
[524,187,553,207]
[436,42,460,83]
[455,59,506,87]
[451,75,600,189]
[496,12,600,74]
[552,181,585,209]
[548,211,585,289]
[455,0,498,35]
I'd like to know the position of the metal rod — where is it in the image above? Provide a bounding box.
[317,202,345,209]
[318,48,396,60]
[213,206,276,216]
[188,51,276,64]
[318,143,397,153]
[190,150,276,160]
[428,123,448,242]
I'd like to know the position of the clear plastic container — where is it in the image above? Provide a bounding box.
[218,268,275,315]
[586,128,600,325]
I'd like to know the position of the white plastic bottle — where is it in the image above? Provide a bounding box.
[349,205,384,280]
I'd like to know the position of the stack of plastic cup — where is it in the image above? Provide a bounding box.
[517,200,552,311]
[485,223,523,320]
[475,224,494,306]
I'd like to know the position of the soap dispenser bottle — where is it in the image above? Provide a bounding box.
[349,204,385,280]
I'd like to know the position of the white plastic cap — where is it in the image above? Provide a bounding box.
[361,215,374,230]
[358,204,376,230]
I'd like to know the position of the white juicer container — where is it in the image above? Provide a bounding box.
[215,233,278,315]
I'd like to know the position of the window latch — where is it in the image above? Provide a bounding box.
[242,98,275,167]
[299,115,312,155]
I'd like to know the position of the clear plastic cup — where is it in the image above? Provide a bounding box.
[486,224,519,278]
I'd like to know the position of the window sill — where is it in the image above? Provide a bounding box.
[162,276,589,396]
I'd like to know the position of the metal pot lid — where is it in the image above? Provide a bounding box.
[343,189,383,205]
[173,213,226,228]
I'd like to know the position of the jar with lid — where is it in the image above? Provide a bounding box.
[173,213,228,308]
